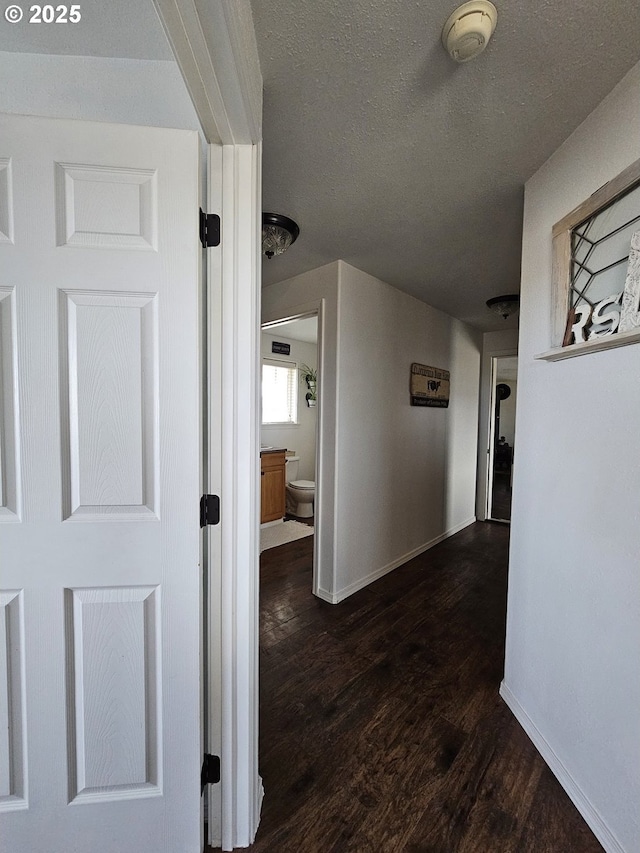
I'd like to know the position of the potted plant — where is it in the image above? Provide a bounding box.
[299,364,317,406]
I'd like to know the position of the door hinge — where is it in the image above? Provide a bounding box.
[199,208,220,248]
[201,753,221,793]
[200,494,220,527]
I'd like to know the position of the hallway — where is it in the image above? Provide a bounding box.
[214,523,603,851]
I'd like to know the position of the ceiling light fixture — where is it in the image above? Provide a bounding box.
[486,294,520,320]
[262,213,300,259]
[441,1,497,63]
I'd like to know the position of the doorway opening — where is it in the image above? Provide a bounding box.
[260,312,320,588]
[487,355,518,522]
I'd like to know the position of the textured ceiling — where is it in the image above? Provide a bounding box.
[251,0,640,330]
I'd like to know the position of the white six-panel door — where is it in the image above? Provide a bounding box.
[0,114,201,852]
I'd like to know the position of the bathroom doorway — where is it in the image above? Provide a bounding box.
[260,312,319,585]
[487,356,518,522]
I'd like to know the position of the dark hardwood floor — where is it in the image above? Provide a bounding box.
[208,522,602,852]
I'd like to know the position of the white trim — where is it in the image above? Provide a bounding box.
[205,143,223,848]
[485,352,518,521]
[260,518,284,530]
[485,356,498,520]
[535,327,640,361]
[476,346,517,521]
[156,1,263,847]
[217,142,262,850]
[318,517,477,604]
[261,421,301,430]
[151,0,262,144]
[261,300,329,605]
[332,268,343,599]
[500,682,625,853]
[313,300,327,600]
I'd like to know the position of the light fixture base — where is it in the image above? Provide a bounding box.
[486,294,520,320]
[441,1,497,63]
[262,212,300,259]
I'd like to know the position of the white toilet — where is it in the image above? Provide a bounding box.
[285,455,315,518]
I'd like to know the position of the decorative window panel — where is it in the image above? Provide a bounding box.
[545,156,640,360]
[566,181,640,343]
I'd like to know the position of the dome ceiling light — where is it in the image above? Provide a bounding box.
[486,294,520,320]
[262,213,300,259]
[441,1,498,63]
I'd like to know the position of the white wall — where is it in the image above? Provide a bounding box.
[335,263,481,599]
[503,61,640,853]
[262,260,481,602]
[261,331,317,480]
[0,52,202,132]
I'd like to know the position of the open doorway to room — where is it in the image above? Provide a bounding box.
[260,314,319,575]
[487,356,518,522]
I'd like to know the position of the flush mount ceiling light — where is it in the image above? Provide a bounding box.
[486,294,520,320]
[262,213,300,259]
[441,0,497,63]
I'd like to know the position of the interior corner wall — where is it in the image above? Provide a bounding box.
[334,263,480,600]
[476,329,519,520]
[503,61,640,853]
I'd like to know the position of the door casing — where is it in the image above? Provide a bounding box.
[151,2,264,848]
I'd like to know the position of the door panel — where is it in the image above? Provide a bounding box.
[60,290,158,520]
[0,285,20,521]
[0,114,201,853]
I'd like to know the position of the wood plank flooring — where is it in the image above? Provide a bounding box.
[208,522,603,852]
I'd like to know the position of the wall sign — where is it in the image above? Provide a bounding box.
[271,341,290,355]
[563,291,623,345]
[551,157,640,351]
[410,363,450,408]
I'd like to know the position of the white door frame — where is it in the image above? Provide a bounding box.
[477,347,518,521]
[217,141,263,850]
[261,301,326,598]
[486,356,500,519]
[151,1,264,848]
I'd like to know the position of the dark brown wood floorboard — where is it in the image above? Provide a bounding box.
[208,522,602,853]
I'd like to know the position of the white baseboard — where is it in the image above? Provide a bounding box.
[253,776,264,844]
[260,518,284,530]
[500,682,625,853]
[322,516,476,604]
[315,586,335,604]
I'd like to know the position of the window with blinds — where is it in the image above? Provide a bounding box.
[261,358,298,424]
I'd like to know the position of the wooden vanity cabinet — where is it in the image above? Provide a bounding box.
[260,450,286,523]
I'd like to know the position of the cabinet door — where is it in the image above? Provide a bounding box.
[261,453,285,523]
